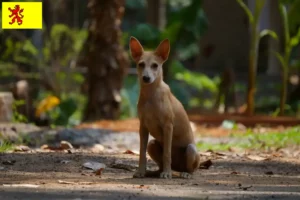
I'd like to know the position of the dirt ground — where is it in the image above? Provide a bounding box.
[1,150,300,200]
[1,117,300,199]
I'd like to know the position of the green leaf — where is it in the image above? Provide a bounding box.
[177,43,199,60]
[289,28,300,47]
[279,4,290,44]
[72,73,85,84]
[129,23,161,48]
[236,0,254,24]
[54,98,77,126]
[259,29,278,40]
[23,40,38,56]
[160,22,182,44]
[167,0,208,46]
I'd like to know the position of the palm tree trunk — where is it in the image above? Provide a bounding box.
[83,0,129,121]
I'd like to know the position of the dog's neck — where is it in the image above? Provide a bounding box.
[139,75,163,100]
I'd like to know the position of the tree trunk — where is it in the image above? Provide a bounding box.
[83,0,129,121]
[146,0,167,30]
[146,0,168,81]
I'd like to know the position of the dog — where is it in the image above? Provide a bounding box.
[129,37,200,179]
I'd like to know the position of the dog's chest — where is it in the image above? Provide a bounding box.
[139,101,164,141]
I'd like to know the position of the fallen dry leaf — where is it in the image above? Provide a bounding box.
[83,161,106,171]
[60,141,73,150]
[14,145,30,152]
[40,144,50,150]
[3,184,39,188]
[123,149,139,155]
[89,144,105,153]
[40,141,73,151]
[136,184,150,189]
[95,168,104,176]
[199,159,212,169]
[247,155,268,161]
[40,144,62,151]
[58,180,94,185]
[199,152,212,157]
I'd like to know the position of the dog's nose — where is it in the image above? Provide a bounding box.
[142,76,150,83]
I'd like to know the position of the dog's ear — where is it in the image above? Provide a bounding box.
[129,37,144,62]
[155,39,170,62]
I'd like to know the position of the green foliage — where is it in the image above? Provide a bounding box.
[50,98,77,126]
[120,76,139,119]
[236,0,254,23]
[0,23,89,126]
[37,91,86,127]
[121,0,210,117]
[170,60,219,109]
[0,141,13,153]
[129,24,161,48]
[1,38,39,66]
[127,0,208,60]
[167,0,208,45]
[172,61,217,93]
[280,0,300,34]
[12,100,28,123]
[272,1,300,115]
[259,29,278,40]
[236,0,278,115]
[43,24,88,66]
[197,126,300,151]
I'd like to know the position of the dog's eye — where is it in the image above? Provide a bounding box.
[151,63,158,69]
[138,62,145,68]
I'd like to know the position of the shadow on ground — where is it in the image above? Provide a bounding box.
[1,152,300,199]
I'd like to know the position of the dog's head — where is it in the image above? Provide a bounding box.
[129,37,170,85]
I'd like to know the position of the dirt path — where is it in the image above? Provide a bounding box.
[1,151,300,200]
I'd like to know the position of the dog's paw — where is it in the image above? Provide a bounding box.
[180,172,192,179]
[160,171,172,179]
[133,171,145,178]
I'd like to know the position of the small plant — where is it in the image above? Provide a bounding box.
[35,92,85,127]
[0,141,13,152]
[236,0,278,116]
[273,2,300,115]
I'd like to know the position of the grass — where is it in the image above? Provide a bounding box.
[197,126,300,152]
[0,141,13,152]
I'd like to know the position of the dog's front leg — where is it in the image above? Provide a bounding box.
[160,123,173,179]
[133,123,149,178]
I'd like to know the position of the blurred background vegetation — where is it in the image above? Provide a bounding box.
[0,0,300,128]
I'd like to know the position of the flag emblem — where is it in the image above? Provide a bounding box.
[8,5,24,25]
[2,2,42,29]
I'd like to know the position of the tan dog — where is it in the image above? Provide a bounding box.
[129,37,200,179]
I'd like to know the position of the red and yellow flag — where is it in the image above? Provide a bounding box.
[1,2,42,29]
